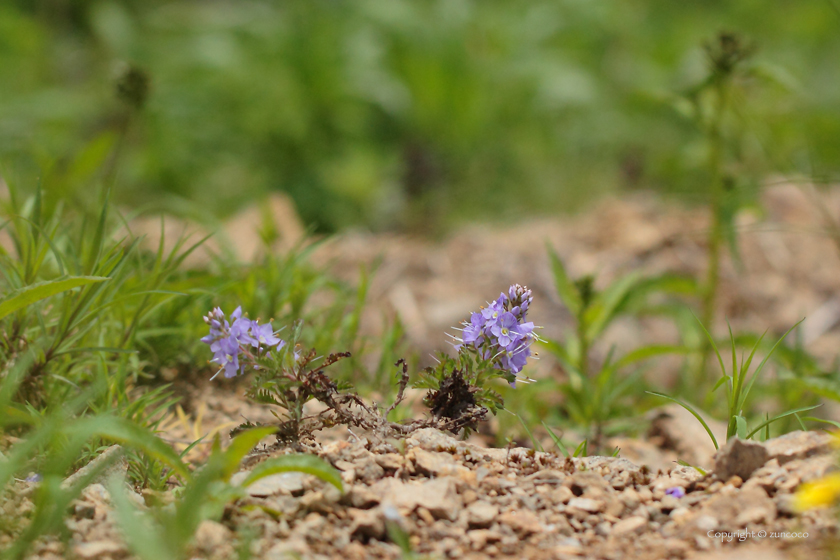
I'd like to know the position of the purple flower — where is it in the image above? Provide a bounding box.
[211,335,242,379]
[251,321,283,348]
[24,473,41,484]
[232,318,258,347]
[453,284,540,383]
[665,487,685,499]
[462,312,485,345]
[490,313,524,349]
[480,300,504,328]
[202,306,289,380]
[501,340,530,374]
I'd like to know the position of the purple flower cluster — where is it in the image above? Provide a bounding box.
[201,306,284,379]
[458,284,538,382]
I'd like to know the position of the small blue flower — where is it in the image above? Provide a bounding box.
[665,487,685,499]
[211,335,242,379]
[203,306,288,380]
[490,312,524,349]
[462,312,485,345]
[454,284,540,382]
[24,473,42,484]
[251,321,283,349]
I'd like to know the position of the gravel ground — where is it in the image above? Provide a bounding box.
[9,425,839,560]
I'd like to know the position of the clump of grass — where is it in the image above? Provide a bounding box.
[648,317,817,450]
[109,427,341,560]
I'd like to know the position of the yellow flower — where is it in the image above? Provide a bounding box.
[794,472,840,511]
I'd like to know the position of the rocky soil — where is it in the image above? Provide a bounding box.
[8,182,840,559]
[9,426,840,560]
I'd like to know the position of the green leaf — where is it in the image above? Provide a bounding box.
[506,410,543,452]
[677,459,707,476]
[738,319,804,412]
[221,427,278,481]
[241,454,344,492]
[52,347,138,357]
[71,416,189,478]
[734,415,748,439]
[801,416,840,430]
[547,244,581,316]
[694,312,727,379]
[711,374,730,393]
[0,276,109,321]
[542,422,570,457]
[108,479,173,560]
[745,405,821,439]
[646,391,719,450]
[585,272,642,341]
[614,344,691,370]
[573,439,588,458]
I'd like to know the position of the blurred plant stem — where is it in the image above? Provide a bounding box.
[695,32,754,397]
[698,77,729,395]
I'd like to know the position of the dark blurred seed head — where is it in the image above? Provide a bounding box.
[575,275,596,309]
[115,63,150,110]
[705,31,756,78]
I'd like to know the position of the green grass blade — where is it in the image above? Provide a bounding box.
[108,478,172,560]
[71,416,189,478]
[734,415,748,439]
[732,329,767,413]
[0,276,109,321]
[241,454,344,492]
[614,344,691,370]
[745,405,822,439]
[541,421,570,457]
[221,427,277,480]
[677,459,707,476]
[646,391,719,450]
[585,272,641,341]
[52,347,138,356]
[506,410,543,452]
[711,374,730,393]
[546,244,581,316]
[693,312,727,380]
[727,320,738,396]
[738,319,804,412]
[801,416,840,430]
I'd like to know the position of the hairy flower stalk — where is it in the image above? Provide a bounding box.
[201,306,284,379]
[456,284,541,386]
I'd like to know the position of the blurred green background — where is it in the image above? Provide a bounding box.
[1,0,839,233]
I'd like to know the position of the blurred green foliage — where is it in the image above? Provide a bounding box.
[2,0,839,232]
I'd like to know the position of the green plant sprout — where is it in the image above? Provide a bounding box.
[545,246,695,451]
[648,316,818,450]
